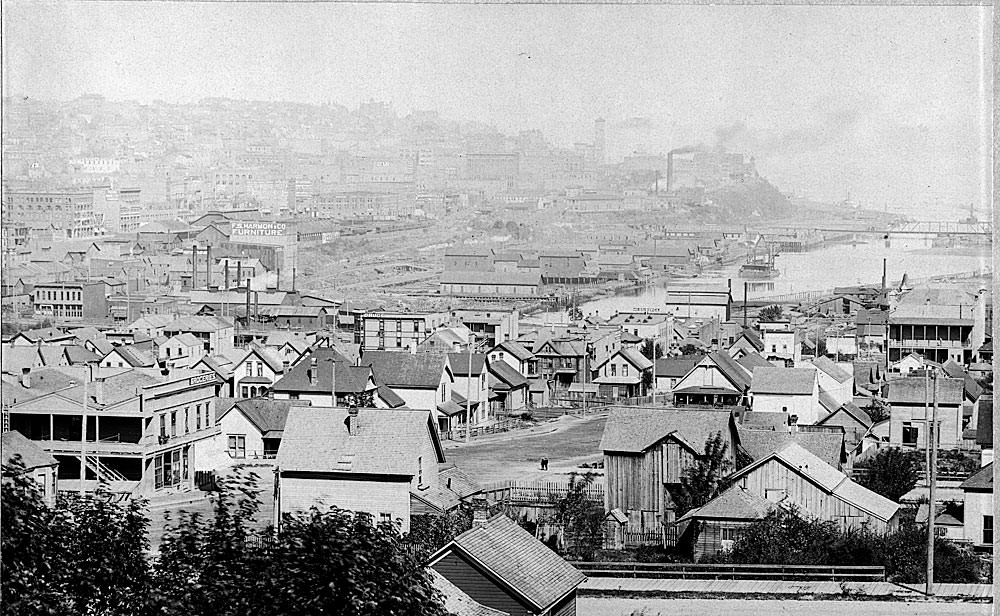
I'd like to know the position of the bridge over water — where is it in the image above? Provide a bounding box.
[754,220,992,236]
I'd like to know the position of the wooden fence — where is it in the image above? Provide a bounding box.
[482,480,604,505]
[575,561,886,582]
[440,418,523,441]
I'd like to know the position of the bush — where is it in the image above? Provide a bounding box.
[854,448,921,503]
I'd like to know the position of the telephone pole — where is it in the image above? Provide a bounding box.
[926,369,938,595]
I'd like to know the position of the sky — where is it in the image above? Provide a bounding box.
[2,2,993,213]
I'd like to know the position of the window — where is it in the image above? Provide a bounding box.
[418,456,423,486]
[623,364,629,377]
[170,412,177,437]
[440,384,446,403]
[256,362,263,377]
[241,386,249,397]
[764,488,786,502]
[771,345,777,353]
[184,408,189,434]
[610,364,616,377]
[721,527,739,541]
[159,414,166,437]
[902,422,918,446]
[379,512,393,526]
[245,362,252,377]
[228,435,246,459]
[984,516,993,545]
[196,404,202,430]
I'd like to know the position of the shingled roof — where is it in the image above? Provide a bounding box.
[654,357,700,378]
[2,431,58,470]
[812,357,853,383]
[737,427,845,469]
[678,485,776,522]
[278,407,443,475]
[271,351,374,395]
[961,462,992,492]
[751,367,816,395]
[427,569,508,616]
[488,360,528,389]
[430,515,586,612]
[600,407,733,454]
[362,351,449,389]
[219,398,291,437]
[887,376,964,405]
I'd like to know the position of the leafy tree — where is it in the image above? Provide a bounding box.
[862,398,890,423]
[545,472,605,561]
[344,390,376,408]
[678,343,702,356]
[2,458,151,616]
[854,448,921,503]
[672,432,731,517]
[640,339,664,360]
[758,304,783,322]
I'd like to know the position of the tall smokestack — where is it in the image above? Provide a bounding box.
[191,246,198,290]
[206,245,212,289]
[743,281,748,327]
[245,278,251,322]
[881,258,887,293]
[224,260,230,290]
[236,261,242,285]
[292,267,296,292]
[666,151,674,193]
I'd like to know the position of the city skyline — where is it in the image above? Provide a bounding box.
[2,2,993,210]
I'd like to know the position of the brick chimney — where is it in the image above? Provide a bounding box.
[346,406,359,436]
[20,367,31,388]
[472,504,490,528]
[282,360,290,374]
[308,357,318,385]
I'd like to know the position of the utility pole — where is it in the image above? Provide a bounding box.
[466,334,475,444]
[79,365,90,493]
[926,369,938,595]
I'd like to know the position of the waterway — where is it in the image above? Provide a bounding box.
[532,235,990,324]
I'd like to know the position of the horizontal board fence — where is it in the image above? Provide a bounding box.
[574,561,886,582]
[482,480,604,504]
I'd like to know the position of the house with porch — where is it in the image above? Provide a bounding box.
[447,352,489,427]
[361,351,454,421]
[487,360,529,413]
[233,344,286,398]
[270,350,380,407]
[653,357,700,395]
[671,352,750,408]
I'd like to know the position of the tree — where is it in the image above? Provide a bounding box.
[854,448,921,503]
[758,304,783,322]
[862,398,890,423]
[2,459,151,616]
[640,339,664,360]
[678,343,702,356]
[672,432,731,517]
[545,472,605,561]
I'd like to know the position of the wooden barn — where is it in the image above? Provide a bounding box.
[727,441,900,532]
[599,407,739,539]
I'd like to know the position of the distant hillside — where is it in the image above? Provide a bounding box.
[706,178,794,221]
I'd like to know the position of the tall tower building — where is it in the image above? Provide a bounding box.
[594,117,606,164]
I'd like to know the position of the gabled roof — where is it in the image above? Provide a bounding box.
[678,485,776,522]
[487,360,528,389]
[271,355,373,395]
[2,431,59,470]
[736,353,773,374]
[64,345,100,365]
[960,462,992,492]
[751,367,816,395]
[278,407,444,475]
[818,401,873,430]
[2,346,40,374]
[731,442,898,522]
[708,351,751,392]
[239,343,284,373]
[167,332,201,347]
[732,328,764,351]
[495,340,534,361]
[377,384,407,408]
[439,465,482,500]
[105,345,156,368]
[361,351,449,390]
[738,427,845,469]
[219,398,291,435]
[812,357,853,384]
[448,353,487,377]
[430,515,585,611]
[600,407,733,454]
[618,347,653,371]
[162,315,233,333]
[654,357,700,378]
[12,327,71,343]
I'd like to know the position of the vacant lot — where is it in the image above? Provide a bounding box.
[444,414,607,484]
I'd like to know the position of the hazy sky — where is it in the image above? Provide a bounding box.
[2,2,993,211]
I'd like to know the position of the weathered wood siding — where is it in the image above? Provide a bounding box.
[431,551,535,616]
[605,438,700,529]
[739,459,892,532]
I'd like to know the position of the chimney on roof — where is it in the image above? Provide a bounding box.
[206,245,212,290]
[94,379,104,405]
[308,357,317,385]
[282,359,290,373]
[20,367,31,388]
[346,406,359,436]
[191,245,198,289]
[472,503,489,528]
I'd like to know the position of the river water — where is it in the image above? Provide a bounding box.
[533,235,990,323]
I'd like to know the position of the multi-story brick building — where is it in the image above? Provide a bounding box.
[32,281,110,321]
[3,186,97,238]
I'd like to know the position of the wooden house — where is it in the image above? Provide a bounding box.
[600,407,739,535]
[728,442,899,532]
[215,398,291,462]
[750,367,821,425]
[887,376,964,449]
[671,351,751,407]
[727,329,764,360]
[2,430,59,506]
[428,514,586,616]
[676,485,777,562]
[592,348,653,399]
